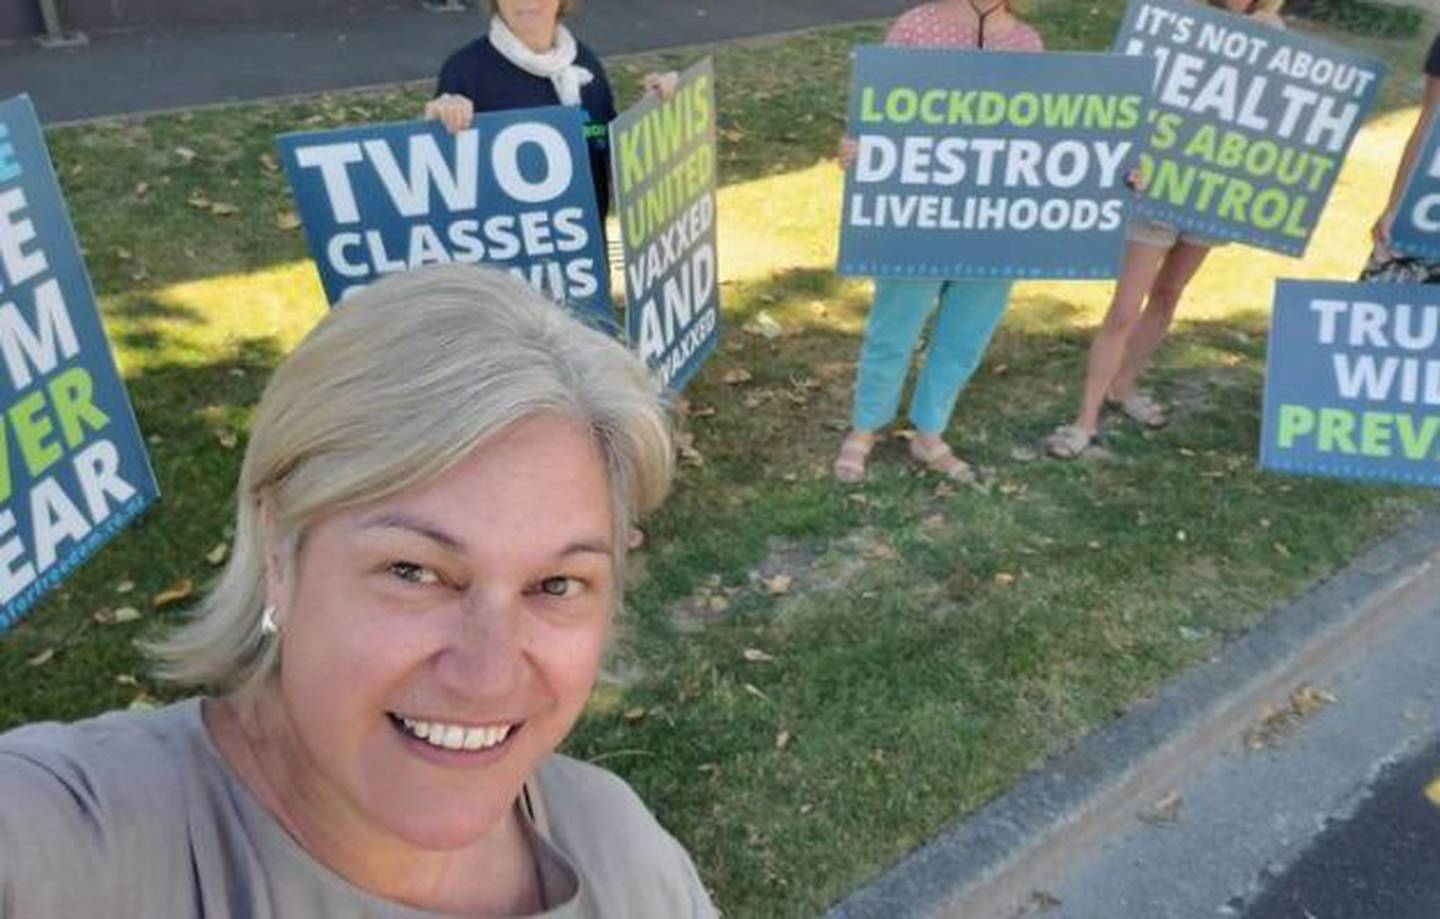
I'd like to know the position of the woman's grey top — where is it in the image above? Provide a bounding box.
[0,700,716,918]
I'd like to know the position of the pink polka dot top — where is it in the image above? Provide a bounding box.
[886,2,1045,52]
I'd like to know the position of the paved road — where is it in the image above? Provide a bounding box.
[1244,737,1440,919]
[0,0,907,124]
[1033,589,1440,918]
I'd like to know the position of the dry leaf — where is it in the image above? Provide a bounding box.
[217,430,239,450]
[862,540,898,561]
[761,574,793,596]
[674,432,705,467]
[742,648,775,664]
[623,707,647,723]
[128,694,159,712]
[259,152,280,173]
[134,181,150,198]
[152,579,194,609]
[205,542,230,566]
[774,730,792,751]
[187,192,212,209]
[1175,530,1187,542]
[1087,540,1103,550]
[174,146,199,163]
[209,202,239,217]
[1138,790,1184,824]
[27,648,55,667]
[722,368,753,385]
[115,580,135,594]
[276,210,301,231]
[1274,542,1291,557]
[686,404,716,419]
[994,572,1017,587]
[115,674,140,687]
[114,246,132,260]
[742,683,770,701]
[706,595,730,614]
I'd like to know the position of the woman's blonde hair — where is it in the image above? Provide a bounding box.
[146,265,672,694]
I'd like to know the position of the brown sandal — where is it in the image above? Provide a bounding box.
[833,431,878,483]
[908,437,976,483]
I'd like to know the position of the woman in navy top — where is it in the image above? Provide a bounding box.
[426,0,673,218]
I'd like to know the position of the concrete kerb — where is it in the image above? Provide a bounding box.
[830,501,1440,919]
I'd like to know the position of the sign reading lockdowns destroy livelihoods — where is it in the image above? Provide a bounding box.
[610,58,719,392]
[0,95,158,636]
[278,107,615,328]
[837,48,1151,279]
[1386,117,1440,260]
[1262,280,1440,487]
[1115,0,1384,255]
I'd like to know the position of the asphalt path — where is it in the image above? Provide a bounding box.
[0,0,908,123]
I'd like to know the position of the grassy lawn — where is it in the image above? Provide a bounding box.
[2,2,1436,915]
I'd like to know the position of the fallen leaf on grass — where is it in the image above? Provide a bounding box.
[259,152,280,174]
[128,694,159,712]
[217,430,239,450]
[774,730,792,751]
[115,580,135,594]
[742,311,783,340]
[742,682,771,701]
[685,404,716,419]
[27,648,55,667]
[1138,790,1184,824]
[114,246,132,261]
[174,146,199,164]
[674,432,705,467]
[186,192,212,210]
[742,648,775,664]
[114,674,139,687]
[209,202,240,217]
[623,707,647,723]
[761,574,793,596]
[134,181,150,199]
[205,542,230,566]
[722,368,753,385]
[94,606,142,625]
[275,210,301,230]
[993,572,1017,587]
[862,540,898,561]
[1274,542,1291,557]
[152,579,194,609]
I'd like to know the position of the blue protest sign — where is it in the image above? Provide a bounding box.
[1262,280,1440,487]
[1115,0,1385,256]
[0,95,158,635]
[837,47,1150,280]
[610,58,720,391]
[1386,117,1440,260]
[277,106,615,328]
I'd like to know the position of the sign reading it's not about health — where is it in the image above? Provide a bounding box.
[0,95,158,636]
[277,106,615,329]
[837,47,1151,280]
[1262,280,1440,488]
[1385,117,1440,260]
[1115,0,1385,255]
[610,57,720,392]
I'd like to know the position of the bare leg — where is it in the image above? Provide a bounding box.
[1108,242,1211,401]
[1070,242,1170,434]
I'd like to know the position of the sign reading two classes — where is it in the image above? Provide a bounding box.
[1262,280,1440,488]
[610,58,719,392]
[1386,118,1440,260]
[1115,0,1384,255]
[278,106,615,328]
[837,48,1151,279]
[0,95,158,635]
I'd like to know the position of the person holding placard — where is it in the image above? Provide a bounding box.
[833,0,1044,484]
[1044,0,1285,459]
[1365,32,1440,282]
[0,266,717,918]
[425,0,675,217]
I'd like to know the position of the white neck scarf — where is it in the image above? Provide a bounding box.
[488,15,594,107]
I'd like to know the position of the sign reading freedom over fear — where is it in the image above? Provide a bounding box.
[1262,280,1440,488]
[1386,117,1440,260]
[837,48,1150,279]
[1115,0,1384,255]
[277,106,615,328]
[0,95,158,636]
[611,58,719,392]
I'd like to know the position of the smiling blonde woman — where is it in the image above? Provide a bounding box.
[0,265,716,918]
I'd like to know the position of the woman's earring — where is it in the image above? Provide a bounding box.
[260,605,280,637]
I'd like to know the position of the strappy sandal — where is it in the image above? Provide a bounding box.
[1107,391,1169,429]
[908,437,976,484]
[833,431,878,483]
[1044,424,1094,459]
